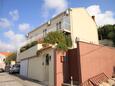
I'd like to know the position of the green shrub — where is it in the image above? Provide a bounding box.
[20,41,38,52]
[56,43,68,51]
[31,41,38,46]
[44,31,72,51]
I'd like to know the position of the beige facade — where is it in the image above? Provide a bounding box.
[70,8,99,47]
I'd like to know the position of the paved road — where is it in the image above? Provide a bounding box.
[0,73,44,86]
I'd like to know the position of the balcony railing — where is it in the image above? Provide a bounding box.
[61,16,70,31]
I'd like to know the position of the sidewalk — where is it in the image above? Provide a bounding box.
[0,72,45,86]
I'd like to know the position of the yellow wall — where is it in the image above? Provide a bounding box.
[70,8,99,48]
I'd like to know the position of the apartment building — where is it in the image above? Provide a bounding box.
[26,8,99,48]
[17,8,99,86]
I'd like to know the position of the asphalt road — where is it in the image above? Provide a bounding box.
[0,73,44,86]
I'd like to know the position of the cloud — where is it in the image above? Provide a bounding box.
[4,30,26,51]
[0,18,11,29]
[0,40,15,52]
[19,23,31,32]
[9,10,19,21]
[86,5,115,26]
[42,0,68,19]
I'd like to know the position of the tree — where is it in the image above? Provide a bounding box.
[5,52,17,64]
[44,31,72,51]
[107,31,115,39]
[98,24,115,46]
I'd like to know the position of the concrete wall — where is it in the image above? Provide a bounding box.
[70,8,99,48]
[78,42,115,83]
[99,39,114,47]
[27,48,55,86]
[17,44,42,62]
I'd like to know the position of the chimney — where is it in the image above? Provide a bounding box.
[92,16,95,22]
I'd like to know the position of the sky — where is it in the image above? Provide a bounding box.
[0,0,115,52]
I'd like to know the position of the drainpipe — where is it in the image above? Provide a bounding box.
[75,37,82,84]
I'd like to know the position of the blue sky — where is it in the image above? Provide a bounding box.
[0,0,115,52]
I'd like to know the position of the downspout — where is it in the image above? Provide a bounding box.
[69,8,75,48]
[76,39,82,84]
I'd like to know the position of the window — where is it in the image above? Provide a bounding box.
[43,29,47,37]
[56,23,59,30]
[59,22,61,29]
[56,21,61,30]
[45,54,51,65]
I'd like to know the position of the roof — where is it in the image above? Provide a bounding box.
[81,73,109,86]
[0,52,12,57]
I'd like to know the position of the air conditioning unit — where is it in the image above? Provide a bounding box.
[47,20,51,26]
[26,33,29,38]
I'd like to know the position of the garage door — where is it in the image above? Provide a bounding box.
[28,56,45,81]
[20,59,28,77]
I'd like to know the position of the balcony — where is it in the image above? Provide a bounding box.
[61,16,71,32]
[17,44,42,61]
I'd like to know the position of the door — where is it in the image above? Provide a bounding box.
[44,54,50,84]
[20,59,28,77]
